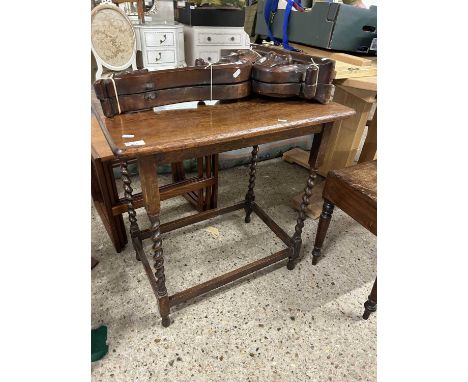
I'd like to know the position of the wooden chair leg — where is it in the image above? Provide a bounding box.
[244,145,259,223]
[311,200,335,265]
[363,277,377,320]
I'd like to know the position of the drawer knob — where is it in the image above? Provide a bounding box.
[230,36,235,41]
[155,52,162,62]
[144,92,157,101]
[160,34,167,44]
[207,36,211,42]
[207,57,211,62]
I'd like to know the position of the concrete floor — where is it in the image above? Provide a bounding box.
[91,158,377,382]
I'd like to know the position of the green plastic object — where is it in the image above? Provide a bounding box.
[91,325,108,362]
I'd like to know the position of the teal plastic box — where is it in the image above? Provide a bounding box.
[256,1,377,54]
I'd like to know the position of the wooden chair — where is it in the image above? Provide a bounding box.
[311,160,377,319]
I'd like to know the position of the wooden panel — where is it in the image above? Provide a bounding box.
[324,161,377,235]
[335,76,377,92]
[336,85,376,103]
[289,43,374,67]
[359,108,377,163]
[91,114,115,161]
[318,87,373,176]
[282,148,310,169]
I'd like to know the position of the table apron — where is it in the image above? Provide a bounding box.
[144,124,324,163]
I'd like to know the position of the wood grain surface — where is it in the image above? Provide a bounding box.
[92,95,355,161]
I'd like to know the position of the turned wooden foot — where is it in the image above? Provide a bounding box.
[120,160,141,260]
[149,214,171,327]
[244,145,259,223]
[311,200,334,265]
[363,278,377,320]
[288,166,318,269]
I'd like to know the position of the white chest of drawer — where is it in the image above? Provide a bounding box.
[183,25,250,66]
[134,22,186,70]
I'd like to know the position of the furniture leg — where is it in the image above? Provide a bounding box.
[244,145,259,223]
[103,161,128,252]
[138,155,171,327]
[171,162,186,182]
[211,154,219,209]
[205,155,212,210]
[288,123,332,270]
[119,160,140,259]
[363,277,377,320]
[311,200,335,265]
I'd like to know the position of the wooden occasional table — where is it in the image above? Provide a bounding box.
[92,96,355,327]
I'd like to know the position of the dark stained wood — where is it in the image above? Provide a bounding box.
[112,177,217,216]
[93,47,336,116]
[211,154,219,208]
[98,82,251,118]
[252,203,293,246]
[92,95,355,160]
[244,145,259,223]
[363,278,377,319]
[169,248,291,307]
[323,161,377,235]
[205,155,212,210]
[91,155,127,252]
[94,61,252,98]
[311,200,335,265]
[140,202,246,239]
[287,124,333,270]
[133,237,161,300]
[119,159,140,239]
[138,155,170,327]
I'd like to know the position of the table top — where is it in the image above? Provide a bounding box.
[92,95,355,162]
[91,114,115,161]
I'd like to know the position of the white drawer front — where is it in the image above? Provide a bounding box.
[144,31,175,47]
[198,32,242,45]
[146,49,175,65]
[197,50,220,64]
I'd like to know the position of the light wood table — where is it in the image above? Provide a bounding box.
[319,75,377,176]
[280,43,377,176]
[279,45,377,218]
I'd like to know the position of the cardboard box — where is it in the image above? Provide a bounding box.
[255,0,377,54]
